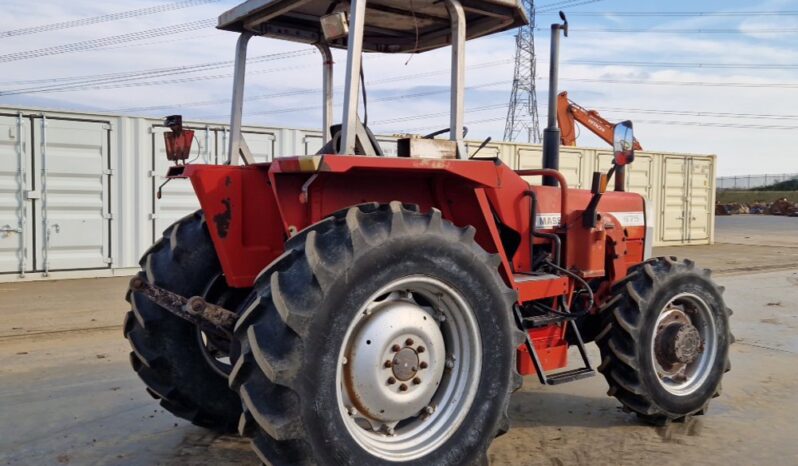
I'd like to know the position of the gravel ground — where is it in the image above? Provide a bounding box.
[1,215,796,465]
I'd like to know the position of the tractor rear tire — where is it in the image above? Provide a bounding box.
[124,211,243,432]
[596,257,731,424]
[230,202,523,466]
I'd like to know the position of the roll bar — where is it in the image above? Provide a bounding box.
[225,0,472,163]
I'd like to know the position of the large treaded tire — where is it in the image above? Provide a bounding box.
[230,202,523,466]
[595,257,732,424]
[124,211,242,432]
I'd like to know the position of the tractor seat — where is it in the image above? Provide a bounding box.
[316,121,384,156]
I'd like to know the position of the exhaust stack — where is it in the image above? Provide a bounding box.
[542,12,568,186]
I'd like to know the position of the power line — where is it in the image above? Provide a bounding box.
[198,80,512,120]
[558,59,798,70]
[3,64,312,96]
[619,119,798,130]
[10,54,796,90]
[374,104,507,125]
[379,103,798,131]
[567,27,798,34]
[0,50,315,95]
[559,76,798,89]
[0,0,219,38]
[381,113,798,134]
[536,0,604,14]
[0,19,216,63]
[2,56,512,97]
[597,107,798,121]
[0,50,312,87]
[550,10,798,17]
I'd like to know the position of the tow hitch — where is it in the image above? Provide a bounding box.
[128,276,237,338]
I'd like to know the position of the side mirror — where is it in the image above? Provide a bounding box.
[613,120,635,166]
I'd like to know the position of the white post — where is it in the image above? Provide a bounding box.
[228,32,252,165]
[340,0,367,155]
[316,43,334,142]
[445,0,467,159]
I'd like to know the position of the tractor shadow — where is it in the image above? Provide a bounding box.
[508,388,706,444]
[509,388,641,429]
[170,429,259,465]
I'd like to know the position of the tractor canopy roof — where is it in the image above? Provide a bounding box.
[218,0,529,53]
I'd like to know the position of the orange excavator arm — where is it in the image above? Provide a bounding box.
[557,91,642,150]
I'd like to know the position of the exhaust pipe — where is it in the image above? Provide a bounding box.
[542,12,568,187]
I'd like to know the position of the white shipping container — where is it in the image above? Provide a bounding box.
[0,106,715,282]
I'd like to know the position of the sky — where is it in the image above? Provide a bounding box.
[1,0,798,176]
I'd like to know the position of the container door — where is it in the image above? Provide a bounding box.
[32,117,111,272]
[517,146,585,188]
[303,133,324,155]
[596,151,656,200]
[241,130,276,162]
[0,114,33,275]
[686,157,713,242]
[465,141,502,159]
[150,125,209,239]
[661,156,688,242]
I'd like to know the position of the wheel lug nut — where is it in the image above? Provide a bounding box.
[424,405,435,415]
[413,377,421,385]
[417,346,425,353]
[387,377,396,385]
[391,344,401,352]
[384,360,392,368]
[420,361,428,369]
[405,338,414,346]
[399,383,408,392]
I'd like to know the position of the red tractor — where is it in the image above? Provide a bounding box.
[125,1,731,464]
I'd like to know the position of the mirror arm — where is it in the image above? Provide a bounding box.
[614,164,626,192]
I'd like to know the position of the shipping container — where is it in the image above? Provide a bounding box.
[0,106,715,282]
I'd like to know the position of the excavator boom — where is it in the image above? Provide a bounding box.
[557,91,642,150]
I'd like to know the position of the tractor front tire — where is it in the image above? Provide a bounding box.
[596,257,731,424]
[124,211,242,432]
[231,202,523,466]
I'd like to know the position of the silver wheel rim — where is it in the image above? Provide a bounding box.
[335,275,482,461]
[651,292,717,396]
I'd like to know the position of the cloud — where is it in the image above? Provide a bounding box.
[0,0,797,175]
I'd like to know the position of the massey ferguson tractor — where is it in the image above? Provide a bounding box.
[124,1,732,464]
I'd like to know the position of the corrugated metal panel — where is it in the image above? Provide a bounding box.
[33,117,110,272]
[302,133,324,155]
[0,114,32,275]
[596,150,658,202]
[687,157,713,243]
[660,156,688,242]
[0,106,718,281]
[516,146,587,188]
[242,130,277,162]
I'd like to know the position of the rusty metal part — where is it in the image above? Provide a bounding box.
[128,276,237,338]
[391,348,420,382]
[654,308,698,370]
[656,322,702,366]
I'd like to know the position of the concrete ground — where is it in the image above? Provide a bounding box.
[1,215,797,465]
